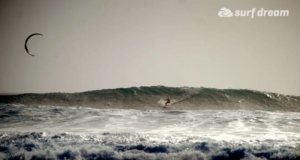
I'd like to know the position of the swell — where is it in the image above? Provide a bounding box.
[0,86,299,111]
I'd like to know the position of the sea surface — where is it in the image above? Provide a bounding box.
[0,87,300,159]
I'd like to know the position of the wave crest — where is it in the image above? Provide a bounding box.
[0,86,299,111]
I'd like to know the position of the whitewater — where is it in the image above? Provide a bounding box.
[1,87,300,159]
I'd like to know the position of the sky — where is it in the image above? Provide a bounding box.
[0,0,299,95]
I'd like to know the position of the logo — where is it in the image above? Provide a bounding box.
[218,7,289,18]
[218,7,233,17]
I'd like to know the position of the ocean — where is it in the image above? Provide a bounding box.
[0,86,300,160]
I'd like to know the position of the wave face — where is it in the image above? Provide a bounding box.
[0,104,300,159]
[1,86,300,111]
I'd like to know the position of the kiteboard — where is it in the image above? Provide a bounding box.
[162,103,171,110]
[163,106,171,110]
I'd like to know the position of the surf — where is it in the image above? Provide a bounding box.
[0,86,299,111]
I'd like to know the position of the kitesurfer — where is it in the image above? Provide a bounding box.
[164,98,170,107]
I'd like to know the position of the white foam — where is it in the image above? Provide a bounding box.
[1,104,300,144]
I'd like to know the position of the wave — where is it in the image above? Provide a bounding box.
[0,86,300,111]
[1,104,300,159]
[0,131,299,160]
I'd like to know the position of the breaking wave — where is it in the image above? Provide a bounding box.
[0,104,300,159]
[1,86,300,159]
[0,86,299,111]
[1,131,300,160]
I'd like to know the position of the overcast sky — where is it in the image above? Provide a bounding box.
[0,0,299,95]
